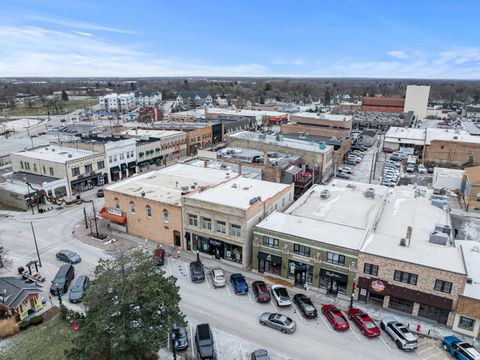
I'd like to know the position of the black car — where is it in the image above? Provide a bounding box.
[293,294,318,318]
[69,275,90,303]
[96,189,104,198]
[190,261,205,283]
[171,324,189,351]
[195,323,215,359]
[50,264,75,295]
[335,172,351,179]
[251,349,270,360]
[56,249,81,264]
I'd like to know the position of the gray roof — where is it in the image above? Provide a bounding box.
[0,277,43,308]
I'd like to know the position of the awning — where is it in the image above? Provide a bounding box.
[128,161,136,168]
[120,163,127,170]
[110,166,120,173]
[257,251,282,264]
[100,207,127,225]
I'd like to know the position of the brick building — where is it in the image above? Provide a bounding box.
[282,112,353,139]
[361,97,405,113]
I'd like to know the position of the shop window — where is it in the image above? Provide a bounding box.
[72,167,80,176]
[216,221,226,234]
[188,214,198,227]
[388,296,414,314]
[225,243,242,263]
[163,209,169,223]
[49,167,54,176]
[146,205,152,218]
[458,316,475,331]
[293,244,311,257]
[418,304,449,325]
[434,279,452,294]
[114,198,120,209]
[394,270,418,285]
[231,224,241,237]
[20,161,24,169]
[130,201,136,214]
[326,252,345,265]
[85,164,93,173]
[202,217,211,230]
[363,263,379,276]
[263,236,279,248]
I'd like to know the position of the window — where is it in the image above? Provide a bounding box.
[113,155,117,162]
[363,263,379,276]
[434,279,452,294]
[130,151,134,157]
[388,296,414,314]
[20,161,24,169]
[326,252,345,265]
[42,166,46,174]
[458,316,475,331]
[216,221,226,234]
[127,152,130,159]
[85,164,93,173]
[202,217,211,230]
[282,198,285,207]
[293,244,311,257]
[231,224,241,237]
[188,214,198,226]
[418,304,449,325]
[146,205,152,218]
[49,167,54,176]
[25,162,30,170]
[71,167,80,176]
[263,236,279,248]
[109,156,113,163]
[120,153,124,160]
[114,198,120,209]
[130,201,136,214]
[477,192,480,201]
[394,270,418,285]
[163,209,169,223]
[33,163,37,172]
[97,161,105,170]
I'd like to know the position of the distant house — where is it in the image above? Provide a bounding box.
[0,277,43,320]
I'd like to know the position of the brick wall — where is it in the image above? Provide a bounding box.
[424,140,480,167]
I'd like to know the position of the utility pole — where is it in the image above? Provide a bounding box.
[30,222,42,267]
[25,178,34,215]
[91,201,100,238]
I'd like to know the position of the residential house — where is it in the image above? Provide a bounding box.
[0,277,43,320]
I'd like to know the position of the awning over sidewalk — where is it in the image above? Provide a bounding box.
[100,207,127,225]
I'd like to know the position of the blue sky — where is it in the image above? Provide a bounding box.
[1,0,479,78]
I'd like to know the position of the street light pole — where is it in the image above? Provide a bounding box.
[30,222,42,267]
[91,201,100,238]
[349,281,356,309]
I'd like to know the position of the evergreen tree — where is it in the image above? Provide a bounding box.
[61,90,69,101]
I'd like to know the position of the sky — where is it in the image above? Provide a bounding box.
[1,0,480,79]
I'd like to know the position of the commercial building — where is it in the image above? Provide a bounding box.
[356,186,466,326]
[282,112,353,139]
[465,105,480,118]
[252,182,387,297]
[432,167,464,191]
[98,93,136,112]
[452,241,480,338]
[182,177,294,268]
[352,111,414,130]
[102,163,238,247]
[361,97,405,113]
[461,166,480,211]
[10,145,107,194]
[404,85,430,122]
[226,131,334,182]
[204,108,288,127]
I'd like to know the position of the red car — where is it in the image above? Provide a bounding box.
[153,248,165,266]
[321,304,349,331]
[252,281,271,303]
[347,308,381,338]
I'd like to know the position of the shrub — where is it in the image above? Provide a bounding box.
[18,320,30,331]
[0,318,19,338]
[29,316,44,326]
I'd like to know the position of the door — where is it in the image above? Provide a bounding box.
[258,258,265,273]
[214,248,221,259]
[295,269,306,286]
[327,279,338,296]
[174,232,181,247]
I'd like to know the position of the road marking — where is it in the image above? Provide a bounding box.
[189,323,195,359]
[247,293,254,303]
[185,264,190,282]
[167,257,172,276]
[350,326,361,342]
[271,301,278,313]
[226,284,232,296]
[239,341,246,360]
[212,331,221,360]
[319,314,333,331]
[206,276,211,289]
[422,352,443,360]
[379,335,391,350]
[417,345,435,354]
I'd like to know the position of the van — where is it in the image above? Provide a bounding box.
[50,264,75,295]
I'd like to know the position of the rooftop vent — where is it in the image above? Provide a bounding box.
[258,133,266,140]
[364,188,375,199]
[231,183,237,188]
[180,186,189,194]
[68,154,73,158]
[320,189,330,199]
[141,191,145,197]
[435,223,452,236]
[467,278,473,284]
[472,245,480,253]
[429,231,448,245]
[399,238,407,246]
[249,196,261,205]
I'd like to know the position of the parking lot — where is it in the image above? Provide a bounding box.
[163,255,445,360]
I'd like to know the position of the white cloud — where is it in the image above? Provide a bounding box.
[272,58,305,66]
[73,31,93,37]
[387,50,408,59]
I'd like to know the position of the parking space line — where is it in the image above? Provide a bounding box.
[189,323,195,359]
[226,284,232,296]
[417,345,435,354]
[319,314,333,331]
[247,293,254,303]
[213,331,221,360]
[239,341,246,360]
[271,301,278,313]
[423,352,443,360]
[206,277,211,289]
[167,257,172,276]
[185,264,190,282]
[379,335,391,350]
[350,326,362,342]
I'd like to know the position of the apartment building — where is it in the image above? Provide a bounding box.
[135,91,162,107]
[282,112,353,139]
[182,177,294,268]
[98,93,136,112]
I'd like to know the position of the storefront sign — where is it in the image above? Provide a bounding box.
[320,268,348,283]
[107,208,122,216]
[371,280,386,293]
[208,239,223,247]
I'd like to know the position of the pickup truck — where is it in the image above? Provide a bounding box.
[442,336,480,360]
[195,323,216,359]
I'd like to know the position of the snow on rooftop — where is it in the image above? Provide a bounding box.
[293,112,353,122]
[456,240,480,299]
[105,163,238,205]
[118,129,185,139]
[425,128,480,145]
[207,107,288,118]
[384,127,426,144]
[188,177,290,210]
[12,145,98,163]
[385,126,480,145]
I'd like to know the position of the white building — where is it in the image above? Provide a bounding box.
[99,93,136,112]
[404,85,430,122]
[135,91,162,107]
[105,138,137,182]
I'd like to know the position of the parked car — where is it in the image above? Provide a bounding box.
[293,294,317,318]
[190,261,205,283]
[442,335,480,360]
[271,285,292,307]
[96,189,104,198]
[347,308,380,338]
[50,264,75,295]
[252,281,271,303]
[230,273,248,294]
[418,164,427,173]
[344,160,357,166]
[389,155,403,162]
[171,324,189,351]
[321,304,349,331]
[251,349,270,360]
[153,248,165,266]
[259,312,296,334]
[406,164,415,173]
[338,167,353,174]
[427,167,435,174]
[211,268,226,288]
[195,323,216,359]
[336,172,351,179]
[383,147,395,153]
[381,317,418,351]
[56,249,81,264]
[68,275,90,303]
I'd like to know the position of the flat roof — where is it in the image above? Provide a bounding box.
[425,128,480,145]
[292,112,353,122]
[456,240,480,299]
[227,131,333,154]
[384,127,426,145]
[206,107,288,118]
[386,126,480,146]
[187,177,290,210]
[361,186,465,274]
[105,163,237,205]
[186,159,262,179]
[12,145,98,163]
[117,129,185,139]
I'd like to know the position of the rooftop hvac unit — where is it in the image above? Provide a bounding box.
[364,188,375,199]
[435,223,452,236]
[429,231,448,245]
[249,196,262,205]
[258,133,266,140]
[320,189,330,199]
[231,183,237,188]
[180,186,189,194]
[399,238,407,246]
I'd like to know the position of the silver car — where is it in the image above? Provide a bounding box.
[211,268,226,288]
[259,312,296,334]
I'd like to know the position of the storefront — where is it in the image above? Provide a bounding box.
[257,252,282,275]
[288,260,313,286]
[110,166,121,182]
[71,173,103,193]
[190,232,242,264]
[319,268,348,296]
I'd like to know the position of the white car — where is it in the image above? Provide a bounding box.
[338,167,353,174]
[211,268,226,288]
[418,164,427,173]
[271,285,292,307]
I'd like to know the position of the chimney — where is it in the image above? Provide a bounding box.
[204,160,208,168]
[237,161,242,175]
[264,152,268,167]
[406,226,413,246]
